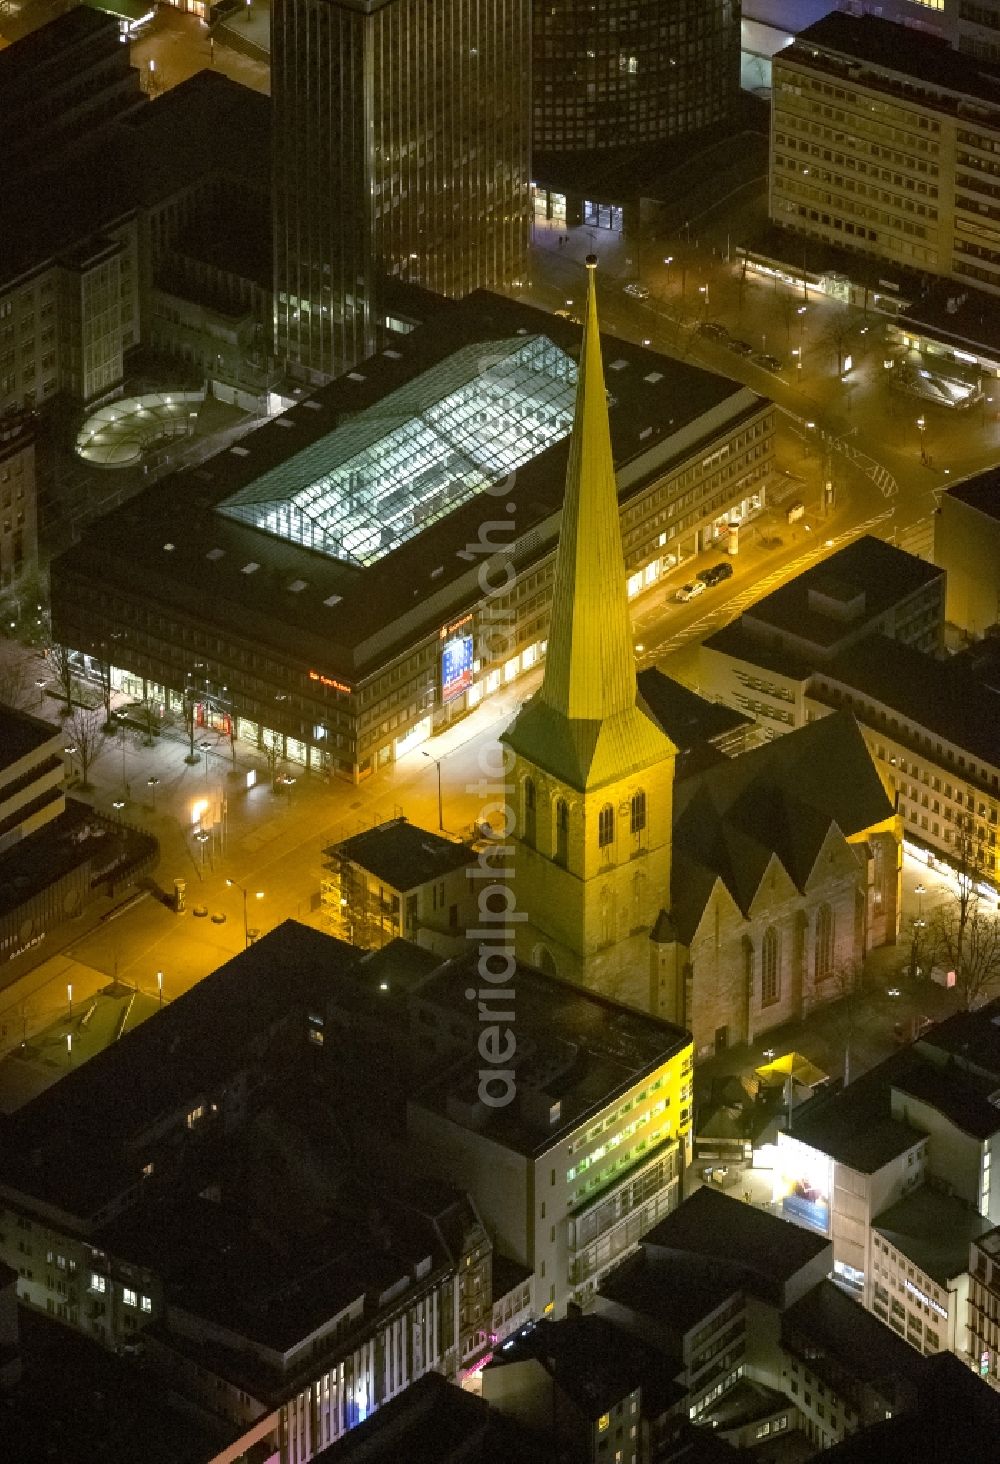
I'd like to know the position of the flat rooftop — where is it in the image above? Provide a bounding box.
[0,921,360,1220]
[943,467,1000,524]
[637,667,753,752]
[789,1052,926,1173]
[874,1185,992,1285]
[411,949,690,1158]
[0,704,60,769]
[892,1063,1000,1143]
[325,817,475,891]
[817,634,1000,771]
[916,998,1000,1078]
[641,1187,830,1304]
[600,1246,743,1337]
[5,1306,224,1464]
[739,536,943,653]
[53,288,763,686]
[782,1279,927,1395]
[792,12,1000,112]
[486,1315,658,1420]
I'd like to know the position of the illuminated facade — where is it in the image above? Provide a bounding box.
[532,0,739,152]
[771,12,1000,293]
[272,0,531,382]
[51,291,773,783]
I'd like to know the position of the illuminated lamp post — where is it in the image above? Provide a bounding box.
[226,878,264,949]
[422,751,444,831]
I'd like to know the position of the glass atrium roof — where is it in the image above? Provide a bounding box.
[218,335,579,568]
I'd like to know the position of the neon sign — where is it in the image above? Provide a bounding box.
[308,670,351,694]
[440,612,473,640]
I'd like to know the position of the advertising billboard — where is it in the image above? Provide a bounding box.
[776,1133,832,1236]
[442,633,474,703]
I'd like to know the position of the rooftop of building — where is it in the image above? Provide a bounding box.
[324,817,475,891]
[637,667,753,770]
[791,12,1000,112]
[899,278,1000,365]
[309,1372,552,1464]
[0,702,61,769]
[821,1350,1000,1464]
[942,466,1000,524]
[599,1245,744,1337]
[410,948,691,1158]
[0,6,117,93]
[916,998,1000,1078]
[782,1278,928,1396]
[873,1184,992,1285]
[491,1253,533,1302]
[738,536,943,653]
[485,1314,658,1421]
[0,797,156,920]
[669,709,894,941]
[53,288,762,685]
[1,69,268,289]
[4,1306,225,1464]
[816,634,1000,770]
[641,1186,830,1305]
[892,1061,1000,1142]
[788,1051,926,1172]
[0,921,360,1220]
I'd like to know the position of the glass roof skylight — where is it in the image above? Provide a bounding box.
[217,335,578,567]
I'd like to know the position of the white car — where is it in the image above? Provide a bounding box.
[675,580,706,603]
[623,282,650,300]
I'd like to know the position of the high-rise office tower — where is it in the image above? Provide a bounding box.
[272,0,531,383]
[532,0,740,155]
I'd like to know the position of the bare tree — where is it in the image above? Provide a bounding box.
[820,313,854,376]
[65,705,107,790]
[927,898,1000,1011]
[46,641,76,714]
[0,657,32,711]
[830,958,866,1086]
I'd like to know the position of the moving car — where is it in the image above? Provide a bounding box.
[755,352,783,371]
[729,339,754,357]
[698,561,734,587]
[623,281,650,300]
[675,580,707,603]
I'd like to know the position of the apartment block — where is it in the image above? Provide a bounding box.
[0,413,36,592]
[771,12,1000,292]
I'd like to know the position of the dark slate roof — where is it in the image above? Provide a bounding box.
[641,1186,830,1304]
[669,710,892,941]
[816,634,1000,769]
[782,1279,928,1394]
[892,1063,1000,1142]
[873,1186,992,1285]
[821,1350,1000,1464]
[795,12,1000,108]
[943,468,1000,524]
[325,817,475,891]
[0,704,60,769]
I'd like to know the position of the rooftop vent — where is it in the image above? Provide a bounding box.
[241,562,260,575]
[645,372,664,384]
[206,548,225,561]
[288,579,307,593]
[230,445,250,457]
[303,399,322,410]
[323,593,343,607]
[163,542,175,552]
[275,417,294,429]
[347,372,366,382]
[383,349,403,360]
[609,359,628,372]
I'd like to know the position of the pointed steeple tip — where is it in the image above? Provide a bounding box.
[585,253,598,268]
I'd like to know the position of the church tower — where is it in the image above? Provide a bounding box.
[501,257,677,1008]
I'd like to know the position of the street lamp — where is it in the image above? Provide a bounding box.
[917,415,927,462]
[147,776,160,811]
[112,798,125,821]
[156,970,163,1009]
[35,678,46,707]
[663,256,673,293]
[226,878,264,949]
[195,828,210,871]
[200,739,211,782]
[422,750,444,831]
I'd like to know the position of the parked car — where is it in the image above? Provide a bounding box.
[675,580,707,603]
[623,281,650,300]
[698,561,734,587]
[699,321,729,340]
[662,552,678,569]
[729,339,754,356]
[756,352,783,371]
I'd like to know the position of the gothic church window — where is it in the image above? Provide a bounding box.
[630,789,646,835]
[762,926,780,1006]
[815,903,834,981]
[523,777,536,848]
[554,798,569,866]
[598,803,615,848]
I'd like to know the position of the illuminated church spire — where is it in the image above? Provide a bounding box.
[541,254,639,721]
[503,257,676,791]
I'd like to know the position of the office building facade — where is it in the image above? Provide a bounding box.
[770,12,1000,293]
[272,0,530,382]
[532,0,740,154]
